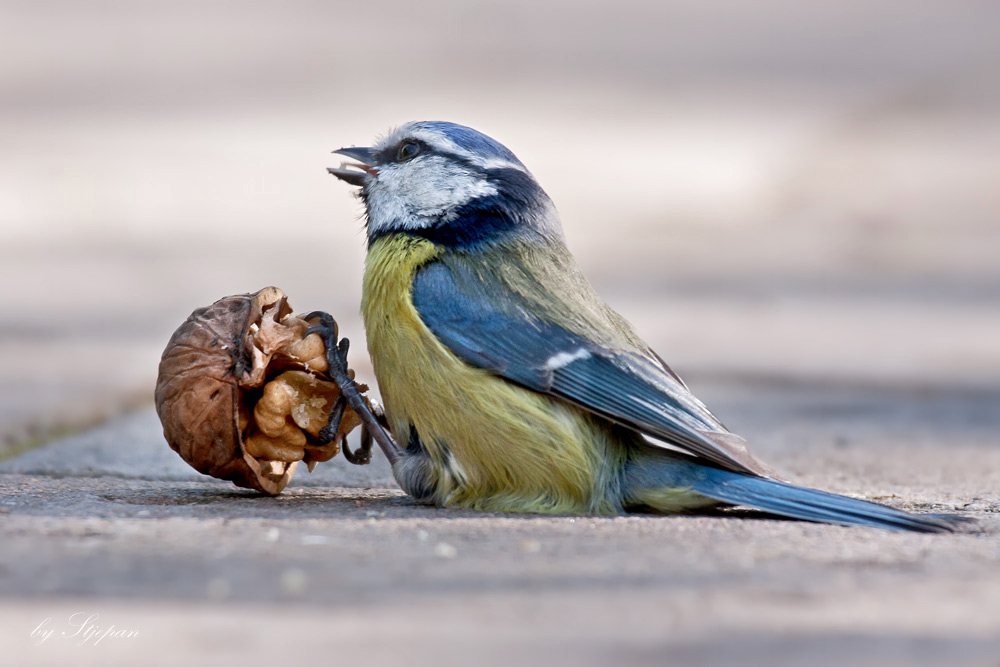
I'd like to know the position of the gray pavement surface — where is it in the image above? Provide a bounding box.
[2,379,999,665]
[3,0,1000,453]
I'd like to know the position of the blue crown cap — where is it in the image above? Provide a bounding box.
[412,121,525,168]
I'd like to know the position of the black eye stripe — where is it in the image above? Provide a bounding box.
[374,139,427,164]
[375,140,489,172]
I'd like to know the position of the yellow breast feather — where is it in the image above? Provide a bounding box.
[362,234,626,514]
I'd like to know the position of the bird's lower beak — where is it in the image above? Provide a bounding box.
[328,146,378,186]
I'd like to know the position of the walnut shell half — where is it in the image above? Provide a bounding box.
[154,287,366,495]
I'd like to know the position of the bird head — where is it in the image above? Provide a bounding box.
[329,121,561,247]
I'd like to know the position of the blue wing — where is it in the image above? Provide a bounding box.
[412,258,772,476]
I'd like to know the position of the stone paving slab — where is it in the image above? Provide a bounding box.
[1,382,998,666]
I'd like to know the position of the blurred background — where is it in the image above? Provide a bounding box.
[1,0,998,452]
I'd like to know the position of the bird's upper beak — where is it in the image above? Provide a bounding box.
[328,146,378,186]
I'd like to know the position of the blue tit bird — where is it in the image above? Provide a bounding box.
[323,120,963,532]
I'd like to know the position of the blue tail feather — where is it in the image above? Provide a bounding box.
[691,468,966,533]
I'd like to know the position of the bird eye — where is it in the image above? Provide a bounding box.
[397,141,421,161]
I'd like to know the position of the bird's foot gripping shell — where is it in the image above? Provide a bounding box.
[303,310,402,466]
[154,287,375,495]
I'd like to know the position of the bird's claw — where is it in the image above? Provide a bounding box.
[299,310,401,465]
[317,396,346,444]
[302,312,352,381]
[303,310,337,332]
[342,427,373,465]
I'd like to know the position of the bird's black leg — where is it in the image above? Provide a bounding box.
[351,423,374,465]
[350,398,394,464]
[318,396,346,443]
[303,311,403,465]
[316,390,371,465]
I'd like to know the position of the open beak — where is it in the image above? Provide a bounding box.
[328,146,377,186]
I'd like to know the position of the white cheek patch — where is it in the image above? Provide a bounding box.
[408,158,498,215]
[365,156,498,234]
[544,347,592,370]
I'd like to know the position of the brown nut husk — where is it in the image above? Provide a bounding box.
[154,287,367,495]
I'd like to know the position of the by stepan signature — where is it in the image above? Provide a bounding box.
[31,612,140,646]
